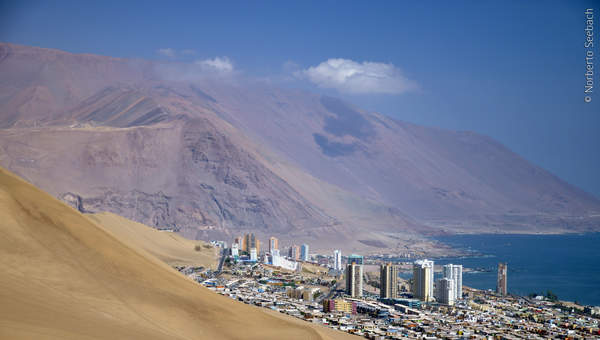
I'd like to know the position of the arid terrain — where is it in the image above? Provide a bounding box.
[0,166,357,340]
[1,43,599,252]
[88,211,218,268]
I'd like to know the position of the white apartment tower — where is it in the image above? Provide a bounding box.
[300,244,309,261]
[333,250,342,271]
[442,264,463,301]
[412,259,434,302]
[435,277,455,305]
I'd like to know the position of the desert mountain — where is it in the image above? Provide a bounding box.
[0,165,354,340]
[0,43,598,252]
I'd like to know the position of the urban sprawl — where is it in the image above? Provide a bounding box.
[177,234,600,339]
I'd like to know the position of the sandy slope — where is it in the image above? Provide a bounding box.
[87,212,217,268]
[0,167,355,340]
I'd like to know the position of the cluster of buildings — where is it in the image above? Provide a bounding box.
[228,233,310,270]
[344,256,465,307]
[222,234,508,309]
[202,237,600,338]
[411,260,464,305]
[180,249,600,339]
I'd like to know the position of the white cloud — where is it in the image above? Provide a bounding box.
[195,57,234,73]
[157,48,176,58]
[155,56,237,82]
[297,58,416,94]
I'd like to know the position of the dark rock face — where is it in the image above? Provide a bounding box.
[320,96,375,140]
[312,133,358,157]
[175,118,336,238]
[74,190,175,228]
[0,115,336,244]
[60,192,86,213]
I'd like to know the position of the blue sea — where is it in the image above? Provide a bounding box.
[427,233,600,306]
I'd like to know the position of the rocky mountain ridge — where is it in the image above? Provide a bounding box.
[0,43,598,251]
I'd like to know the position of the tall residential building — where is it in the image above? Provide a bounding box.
[333,250,342,271]
[380,263,398,299]
[289,245,300,260]
[243,233,260,254]
[231,243,239,257]
[234,236,243,251]
[345,261,363,297]
[300,244,309,261]
[435,277,455,305]
[497,262,507,296]
[412,259,434,302]
[241,234,249,252]
[443,264,463,300]
[269,236,279,254]
[250,248,257,261]
[268,237,278,253]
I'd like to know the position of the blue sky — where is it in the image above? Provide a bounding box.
[1,0,599,197]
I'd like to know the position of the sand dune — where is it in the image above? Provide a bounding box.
[87,212,217,268]
[0,166,355,340]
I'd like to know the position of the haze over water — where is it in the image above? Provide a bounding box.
[433,233,600,306]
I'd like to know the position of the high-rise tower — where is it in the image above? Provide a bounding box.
[435,277,455,305]
[412,259,434,302]
[345,257,363,297]
[268,237,278,254]
[380,263,398,299]
[497,262,507,296]
[300,244,309,261]
[289,245,300,260]
[333,250,342,271]
[442,264,463,300]
[243,233,260,253]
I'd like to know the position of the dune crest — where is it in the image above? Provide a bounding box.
[87,212,218,268]
[0,166,354,340]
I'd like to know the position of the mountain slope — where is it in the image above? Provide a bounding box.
[201,88,600,232]
[0,120,345,244]
[0,42,598,251]
[0,43,151,128]
[0,166,354,340]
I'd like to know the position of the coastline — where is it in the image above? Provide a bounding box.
[427,233,600,306]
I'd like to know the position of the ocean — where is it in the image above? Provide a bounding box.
[427,233,600,306]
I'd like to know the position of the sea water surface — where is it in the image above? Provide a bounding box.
[431,233,600,306]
